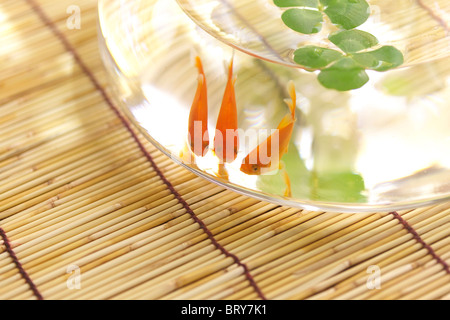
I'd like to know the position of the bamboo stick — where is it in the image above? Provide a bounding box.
[316,242,450,299]
[1,181,225,282]
[41,199,270,298]
[48,192,256,300]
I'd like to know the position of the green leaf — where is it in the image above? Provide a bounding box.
[311,171,366,202]
[318,57,369,91]
[281,8,324,34]
[352,46,404,71]
[274,0,319,8]
[293,46,343,69]
[328,29,378,53]
[323,0,370,29]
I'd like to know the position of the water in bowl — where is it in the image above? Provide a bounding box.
[98,0,450,212]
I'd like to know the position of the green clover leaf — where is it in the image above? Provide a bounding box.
[318,57,369,91]
[353,46,404,71]
[321,0,370,29]
[293,46,343,69]
[305,33,404,90]
[328,29,378,53]
[281,8,324,34]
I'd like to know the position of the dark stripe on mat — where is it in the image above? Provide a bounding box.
[391,211,450,274]
[0,228,43,300]
[415,0,449,34]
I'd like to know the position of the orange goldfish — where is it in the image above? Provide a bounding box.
[188,56,209,157]
[213,57,239,163]
[240,81,297,175]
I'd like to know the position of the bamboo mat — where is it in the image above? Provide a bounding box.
[0,0,450,301]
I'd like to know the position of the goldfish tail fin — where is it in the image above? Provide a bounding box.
[216,163,230,180]
[283,80,296,119]
[280,162,292,197]
[228,55,234,80]
[222,52,236,80]
[277,112,294,130]
[195,56,205,75]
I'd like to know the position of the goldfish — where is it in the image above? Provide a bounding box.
[213,56,239,163]
[188,56,209,157]
[240,81,297,175]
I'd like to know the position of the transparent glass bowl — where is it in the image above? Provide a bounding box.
[97,0,450,213]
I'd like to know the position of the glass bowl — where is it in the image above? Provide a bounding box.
[97,0,450,213]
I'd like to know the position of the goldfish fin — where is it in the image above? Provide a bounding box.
[283,80,297,120]
[228,56,238,86]
[217,163,230,180]
[277,113,295,130]
[278,161,284,171]
[278,82,297,129]
[228,55,234,79]
[195,56,205,74]
[222,53,236,80]
[281,162,292,197]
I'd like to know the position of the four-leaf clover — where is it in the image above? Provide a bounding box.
[293,30,404,90]
[274,0,404,91]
